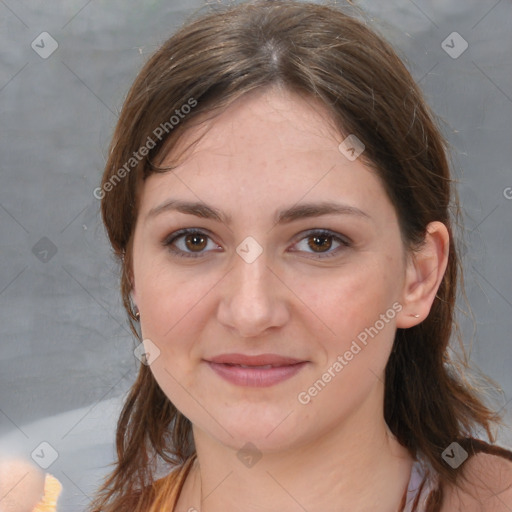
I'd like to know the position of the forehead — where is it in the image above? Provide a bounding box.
[138,87,393,224]
[167,87,343,165]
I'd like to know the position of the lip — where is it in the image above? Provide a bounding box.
[208,353,305,366]
[205,353,308,387]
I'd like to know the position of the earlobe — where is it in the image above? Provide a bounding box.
[129,290,140,321]
[127,264,139,316]
[396,221,450,328]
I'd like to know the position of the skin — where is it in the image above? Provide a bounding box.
[0,459,45,512]
[130,85,450,512]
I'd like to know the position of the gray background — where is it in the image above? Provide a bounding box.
[0,0,511,510]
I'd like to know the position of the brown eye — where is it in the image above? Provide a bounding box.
[292,229,351,259]
[307,234,333,252]
[163,229,219,258]
[184,233,208,252]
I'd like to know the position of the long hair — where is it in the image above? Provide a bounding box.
[91,2,502,510]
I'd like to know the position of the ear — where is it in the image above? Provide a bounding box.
[123,252,137,304]
[396,221,450,328]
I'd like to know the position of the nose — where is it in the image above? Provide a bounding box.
[216,253,290,338]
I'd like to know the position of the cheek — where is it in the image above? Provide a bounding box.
[291,259,402,403]
[293,256,401,341]
[294,263,401,415]
[134,260,223,377]
[135,264,215,410]
[136,258,201,327]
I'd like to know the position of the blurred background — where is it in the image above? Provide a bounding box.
[0,0,511,510]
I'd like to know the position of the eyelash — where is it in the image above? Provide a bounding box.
[162,228,352,259]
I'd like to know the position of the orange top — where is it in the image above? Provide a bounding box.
[148,455,198,512]
[33,474,62,512]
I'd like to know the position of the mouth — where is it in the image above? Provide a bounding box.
[205,353,308,387]
[222,363,281,369]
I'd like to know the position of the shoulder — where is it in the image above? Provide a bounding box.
[441,450,512,512]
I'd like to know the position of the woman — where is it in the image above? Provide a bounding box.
[91,1,512,511]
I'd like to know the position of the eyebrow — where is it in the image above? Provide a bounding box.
[145,199,371,225]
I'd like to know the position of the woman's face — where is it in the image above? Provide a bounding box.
[131,87,410,451]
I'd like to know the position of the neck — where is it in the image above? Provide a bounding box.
[175,384,413,512]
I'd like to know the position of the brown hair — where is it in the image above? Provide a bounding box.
[91,1,504,510]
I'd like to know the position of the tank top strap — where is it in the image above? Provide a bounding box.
[402,455,438,512]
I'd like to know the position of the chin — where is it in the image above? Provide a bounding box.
[223,428,303,454]
[196,405,307,452]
